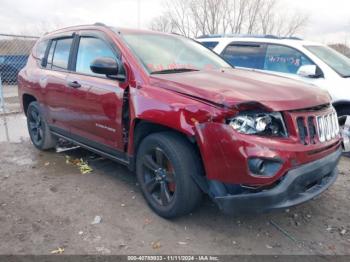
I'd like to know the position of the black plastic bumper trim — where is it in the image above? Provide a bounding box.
[215,147,342,214]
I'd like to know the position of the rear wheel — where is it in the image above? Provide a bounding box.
[27,101,57,150]
[136,132,203,218]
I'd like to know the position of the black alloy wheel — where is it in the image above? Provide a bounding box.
[28,106,44,145]
[26,101,57,150]
[142,147,176,206]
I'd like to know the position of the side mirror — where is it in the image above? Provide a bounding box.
[90,57,125,81]
[297,65,318,78]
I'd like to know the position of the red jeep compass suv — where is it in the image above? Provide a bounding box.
[18,24,343,218]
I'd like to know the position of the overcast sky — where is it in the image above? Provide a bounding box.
[0,0,349,44]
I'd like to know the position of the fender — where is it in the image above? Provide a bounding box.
[126,85,233,155]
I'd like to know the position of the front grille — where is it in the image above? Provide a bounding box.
[296,111,339,145]
[297,117,309,145]
[316,112,339,142]
[289,103,330,113]
[308,116,317,144]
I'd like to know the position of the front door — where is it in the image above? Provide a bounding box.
[65,33,125,151]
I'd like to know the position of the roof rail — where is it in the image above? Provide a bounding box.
[281,36,303,40]
[197,34,303,40]
[42,23,111,36]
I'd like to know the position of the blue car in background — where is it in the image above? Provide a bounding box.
[0,55,28,84]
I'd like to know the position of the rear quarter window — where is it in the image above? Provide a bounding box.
[33,39,49,60]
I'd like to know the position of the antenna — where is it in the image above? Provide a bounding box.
[94,22,106,27]
[137,0,141,29]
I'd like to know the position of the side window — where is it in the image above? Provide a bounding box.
[264,45,314,74]
[33,39,49,60]
[75,37,117,76]
[50,38,73,71]
[221,44,266,69]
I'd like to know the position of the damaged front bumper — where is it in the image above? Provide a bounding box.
[214,147,342,214]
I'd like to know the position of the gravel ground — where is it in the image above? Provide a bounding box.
[0,114,350,255]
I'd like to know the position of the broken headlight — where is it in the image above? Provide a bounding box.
[228,112,287,137]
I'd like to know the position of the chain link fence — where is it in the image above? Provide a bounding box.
[0,33,39,113]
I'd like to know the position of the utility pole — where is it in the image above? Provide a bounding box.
[0,76,5,113]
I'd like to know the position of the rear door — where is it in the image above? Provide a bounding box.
[65,31,125,151]
[43,36,74,132]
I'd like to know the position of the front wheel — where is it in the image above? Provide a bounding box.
[27,101,57,150]
[136,132,203,218]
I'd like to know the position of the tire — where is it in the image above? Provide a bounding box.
[27,101,57,150]
[136,132,203,218]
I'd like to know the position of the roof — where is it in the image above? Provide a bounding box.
[197,35,325,47]
[197,34,302,40]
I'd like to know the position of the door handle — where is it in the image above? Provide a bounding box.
[67,81,81,88]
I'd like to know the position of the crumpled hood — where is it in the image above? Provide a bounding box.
[150,68,331,111]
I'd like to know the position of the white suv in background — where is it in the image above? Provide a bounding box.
[197,35,350,118]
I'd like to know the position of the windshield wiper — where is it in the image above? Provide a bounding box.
[151,68,199,74]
